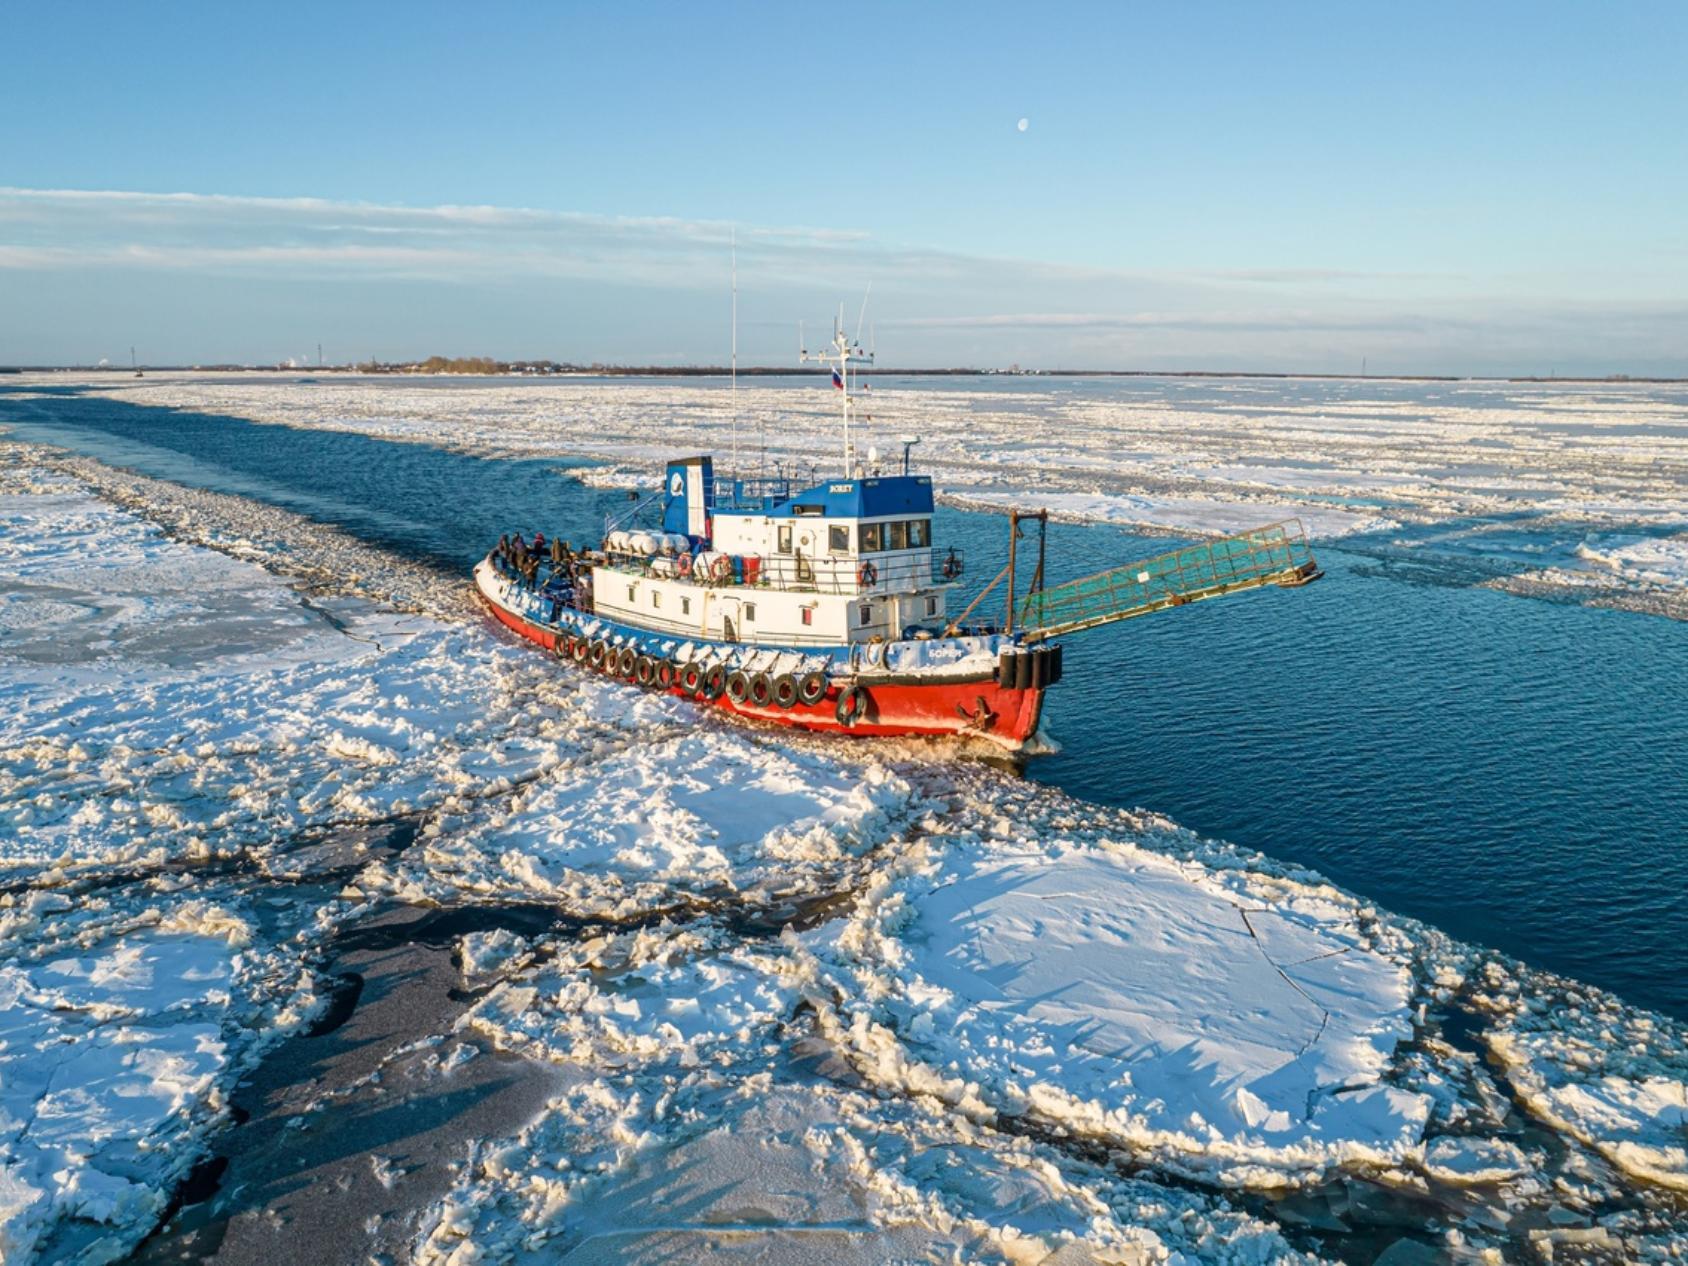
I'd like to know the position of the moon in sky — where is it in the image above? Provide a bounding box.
[1017,117,1029,132]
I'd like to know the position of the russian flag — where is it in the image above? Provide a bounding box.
[831,368,844,390]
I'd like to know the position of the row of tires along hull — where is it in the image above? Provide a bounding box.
[554,631,881,727]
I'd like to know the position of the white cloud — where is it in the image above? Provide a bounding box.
[1,186,1683,374]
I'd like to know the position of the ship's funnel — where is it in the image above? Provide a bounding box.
[662,456,714,540]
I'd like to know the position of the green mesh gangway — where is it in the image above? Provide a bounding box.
[1016,519,1322,643]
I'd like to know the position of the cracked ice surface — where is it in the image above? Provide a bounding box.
[6,451,1688,1262]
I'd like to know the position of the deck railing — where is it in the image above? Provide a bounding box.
[599,546,965,596]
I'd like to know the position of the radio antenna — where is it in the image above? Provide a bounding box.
[730,227,738,477]
[855,282,873,346]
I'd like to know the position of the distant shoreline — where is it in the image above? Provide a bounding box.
[4,365,1685,385]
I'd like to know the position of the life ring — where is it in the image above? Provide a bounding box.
[701,665,727,699]
[571,639,589,665]
[941,550,964,580]
[588,640,608,669]
[677,553,693,578]
[857,560,878,587]
[725,670,752,703]
[710,555,733,583]
[772,673,799,709]
[680,662,703,694]
[747,673,774,707]
[835,684,870,728]
[796,671,828,706]
[617,646,638,678]
[634,655,656,686]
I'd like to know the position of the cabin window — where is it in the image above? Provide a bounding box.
[777,524,792,553]
[652,591,661,609]
[925,596,938,616]
[859,604,873,626]
[828,525,850,553]
[858,523,883,552]
[909,519,931,548]
[745,603,756,622]
[627,585,636,602]
[887,521,910,551]
[801,607,813,626]
[682,596,691,615]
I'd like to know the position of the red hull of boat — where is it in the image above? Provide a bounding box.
[479,589,1046,749]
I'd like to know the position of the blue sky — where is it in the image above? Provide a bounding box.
[3,1,1685,373]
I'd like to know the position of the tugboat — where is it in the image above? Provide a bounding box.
[476,325,1323,751]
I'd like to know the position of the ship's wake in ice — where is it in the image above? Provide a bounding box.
[2,445,1686,1264]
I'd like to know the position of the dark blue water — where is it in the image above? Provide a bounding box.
[7,384,1686,1018]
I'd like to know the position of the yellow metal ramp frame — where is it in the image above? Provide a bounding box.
[1017,519,1322,643]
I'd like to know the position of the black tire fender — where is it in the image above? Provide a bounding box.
[835,684,871,728]
[796,671,828,706]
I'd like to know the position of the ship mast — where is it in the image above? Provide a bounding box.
[801,309,873,476]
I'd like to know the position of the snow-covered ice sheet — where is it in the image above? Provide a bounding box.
[808,836,1427,1179]
[6,447,1688,1261]
[0,885,324,1263]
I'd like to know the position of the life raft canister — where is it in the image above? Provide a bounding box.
[835,684,871,728]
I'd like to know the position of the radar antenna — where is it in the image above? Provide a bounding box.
[801,306,874,476]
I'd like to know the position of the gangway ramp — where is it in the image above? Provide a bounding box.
[1017,519,1322,643]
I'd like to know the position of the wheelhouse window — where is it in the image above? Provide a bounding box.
[858,523,883,552]
[909,519,931,548]
[777,524,793,553]
[887,521,910,551]
[681,596,691,615]
[745,603,757,622]
[828,525,850,553]
[858,604,873,626]
[652,591,661,609]
[627,585,636,602]
[925,595,938,616]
